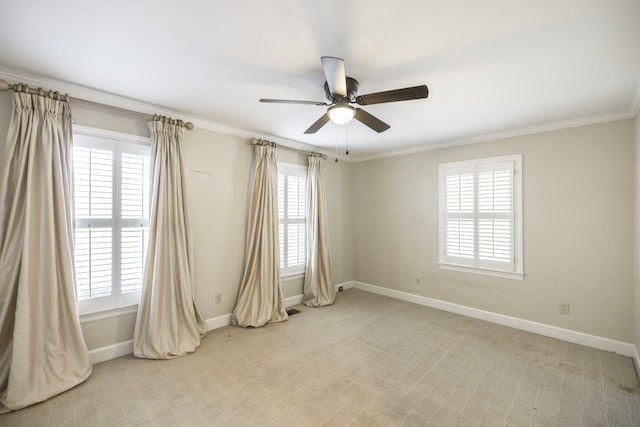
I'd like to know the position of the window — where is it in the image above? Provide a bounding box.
[278,163,307,277]
[72,128,151,313]
[439,154,523,279]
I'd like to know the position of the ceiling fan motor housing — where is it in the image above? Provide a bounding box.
[324,77,360,104]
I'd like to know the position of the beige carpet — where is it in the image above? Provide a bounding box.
[2,288,639,426]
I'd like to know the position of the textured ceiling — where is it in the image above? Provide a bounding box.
[1,0,639,160]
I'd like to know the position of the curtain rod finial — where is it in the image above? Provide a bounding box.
[0,79,10,91]
[184,122,194,131]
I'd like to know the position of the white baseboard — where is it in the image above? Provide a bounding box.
[351,281,636,358]
[284,294,303,307]
[89,340,133,365]
[282,281,354,307]
[206,313,232,331]
[336,281,355,292]
[204,293,311,331]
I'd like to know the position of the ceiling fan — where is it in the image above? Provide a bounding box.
[260,57,429,134]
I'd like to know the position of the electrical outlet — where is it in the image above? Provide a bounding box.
[559,303,570,315]
[338,286,344,292]
[215,294,222,304]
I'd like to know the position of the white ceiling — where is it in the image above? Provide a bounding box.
[1,0,639,160]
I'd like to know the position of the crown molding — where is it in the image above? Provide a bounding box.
[0,68,174,119]
[1,67,634,164]
[0,68,348,162]
[340,77,640,162]
[352,110,633,163]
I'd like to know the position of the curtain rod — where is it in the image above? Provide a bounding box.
[250,138,327,159]
[0,79,194,130]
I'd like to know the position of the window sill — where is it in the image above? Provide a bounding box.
[79,304,138,323]
[438,263,524,281]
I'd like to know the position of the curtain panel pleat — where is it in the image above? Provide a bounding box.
[303,154,335,306]
[0,91,92,412]
[133,118,206,359]
[231,142,287,327]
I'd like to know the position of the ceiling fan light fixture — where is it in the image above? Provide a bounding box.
[327,104,355,125]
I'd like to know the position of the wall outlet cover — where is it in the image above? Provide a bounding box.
[559,303,570,315]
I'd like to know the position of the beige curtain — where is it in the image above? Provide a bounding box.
[0,89,92,412]
[133,116,206,359]
[231,140,287,327]
[303,153,335,306]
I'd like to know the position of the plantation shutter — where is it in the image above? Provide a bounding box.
[73,144,114,303]
[119,152,150,297]
[277,164,306,276]
[287,172,306,269]
[441,159,516,272]
[443,166,475,267]
[278,173,285,269]
[477,161,515,271]
[73,134,150,312]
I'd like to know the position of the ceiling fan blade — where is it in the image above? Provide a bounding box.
[260,98,328,106]
[356,85,429,105]
[304,113,331,134]
[354,108,390,133]
[321,56,347,97]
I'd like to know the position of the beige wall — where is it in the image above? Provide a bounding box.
[0,92,355,351]
[354,120,635,342]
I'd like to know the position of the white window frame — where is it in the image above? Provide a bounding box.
[72,125,151,316]
[438,154,523,280]
[278,162,307,278]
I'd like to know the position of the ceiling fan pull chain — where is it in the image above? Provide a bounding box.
[345,127,349,156]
